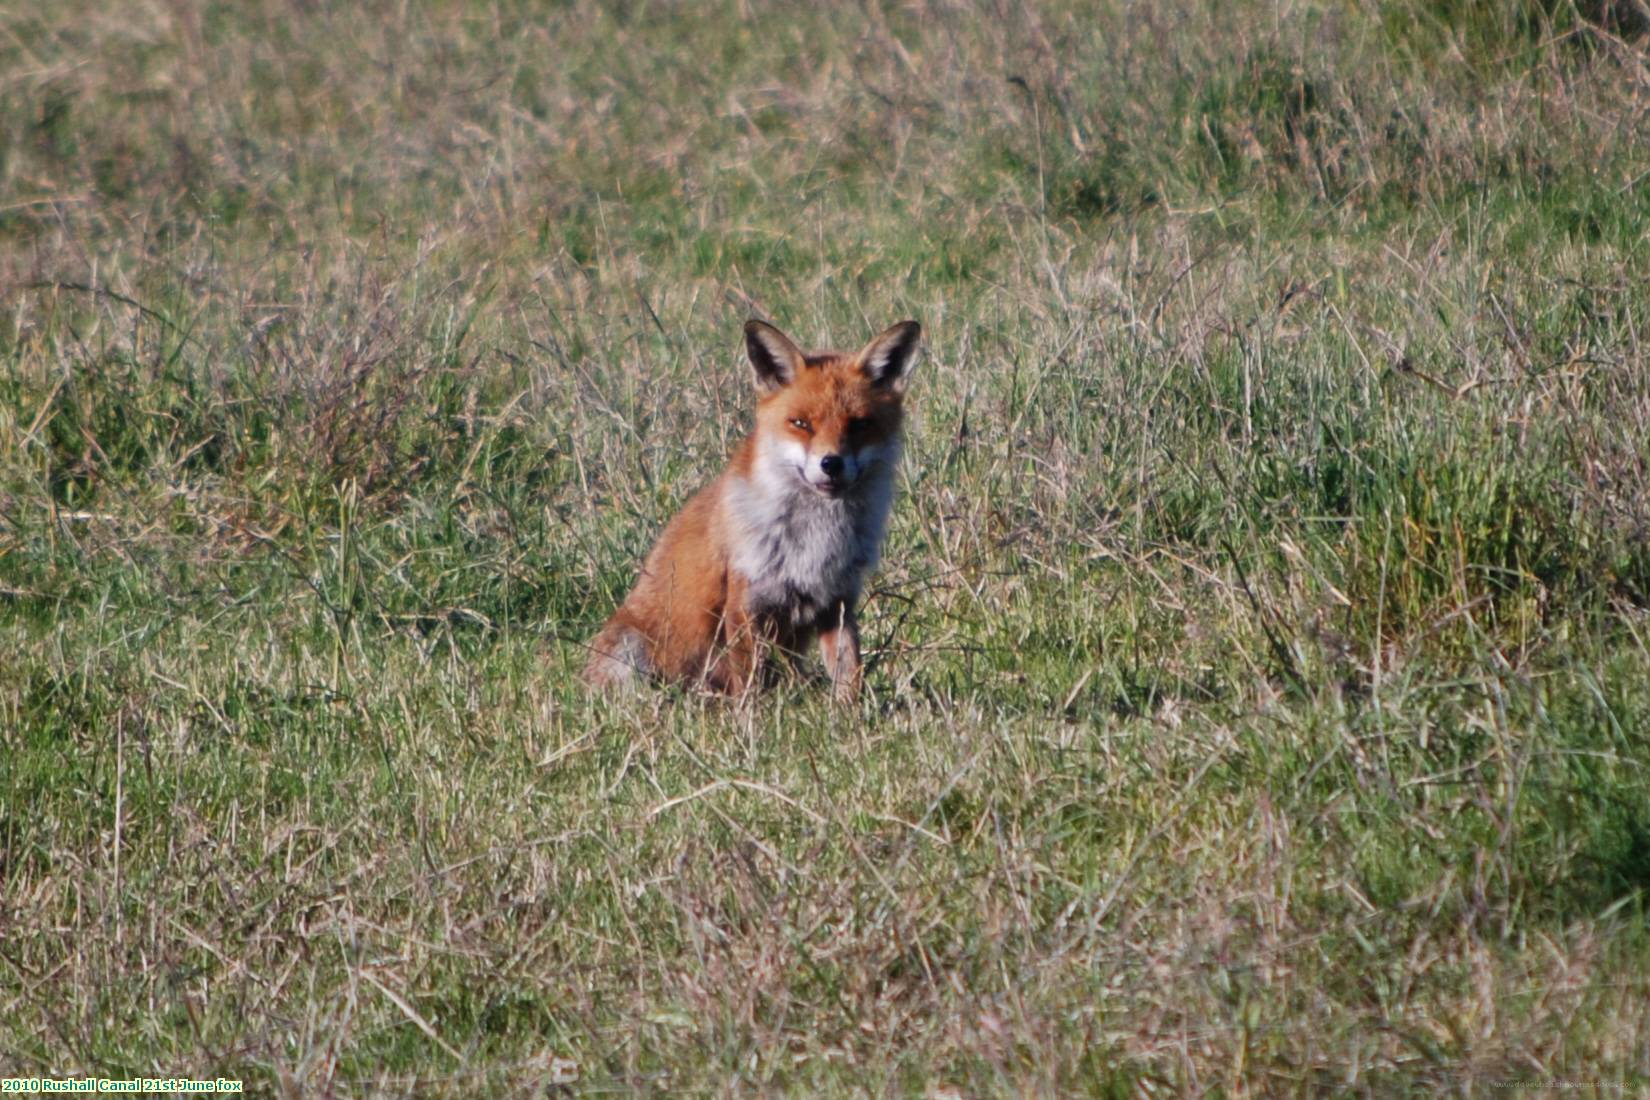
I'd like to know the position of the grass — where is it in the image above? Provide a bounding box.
[3,0,1650,1094]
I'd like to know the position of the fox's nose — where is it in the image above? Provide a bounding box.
[818,454,845,479]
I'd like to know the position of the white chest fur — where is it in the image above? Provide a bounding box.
[722,438,898,624]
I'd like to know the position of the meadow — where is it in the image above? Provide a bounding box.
[3,0,1649,1094]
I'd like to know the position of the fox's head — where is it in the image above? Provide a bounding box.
[743,319,922,499]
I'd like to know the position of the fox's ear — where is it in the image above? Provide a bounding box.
[744,320,807,394]
[858,320,922,393]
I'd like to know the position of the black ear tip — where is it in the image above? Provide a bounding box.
[744,321,772,357]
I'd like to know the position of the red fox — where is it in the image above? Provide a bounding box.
[584,318,923,700]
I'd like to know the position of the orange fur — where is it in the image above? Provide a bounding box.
[584,318,923,699]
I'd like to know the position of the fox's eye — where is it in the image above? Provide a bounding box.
[847,417,870,434]
[789,418,812,432]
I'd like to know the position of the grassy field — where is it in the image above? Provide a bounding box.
[4,0,1650,1094]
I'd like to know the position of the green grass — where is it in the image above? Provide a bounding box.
[4,0,1650,1094]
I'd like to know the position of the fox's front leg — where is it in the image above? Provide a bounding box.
[818,605,862,704]
[705,576,766,695]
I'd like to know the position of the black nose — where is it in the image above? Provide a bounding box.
[818,454,844,478]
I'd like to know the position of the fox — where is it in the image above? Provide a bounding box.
[583,318,923,701]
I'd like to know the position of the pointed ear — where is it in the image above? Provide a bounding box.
[858,320,923,393]
[744,320,807,395]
